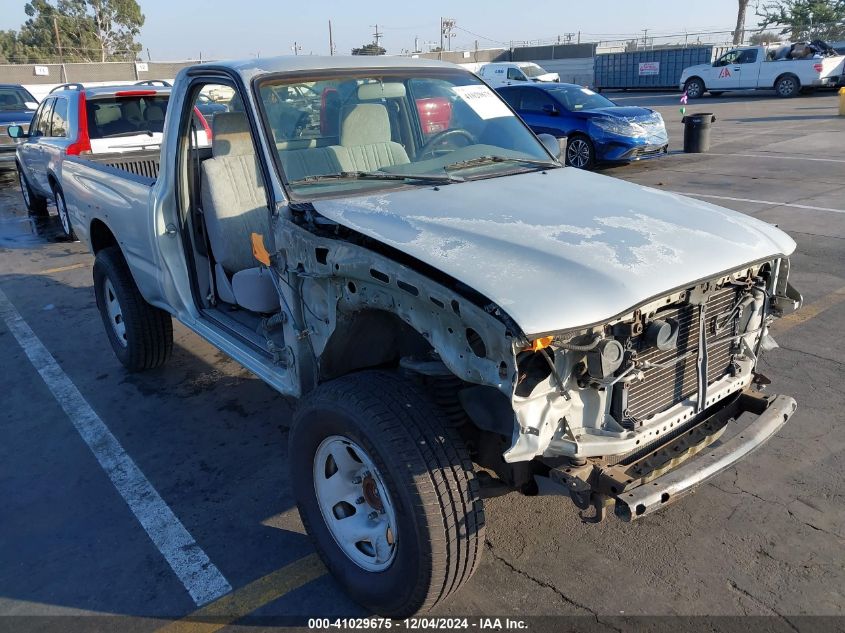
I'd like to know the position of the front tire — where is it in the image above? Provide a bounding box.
[289,370,485,617]
[53,184,76,240]
[566,135,596,170]
[684,77,705,99]
[93,246,173,371]
[17,166,48,216]
[775,74,800,98]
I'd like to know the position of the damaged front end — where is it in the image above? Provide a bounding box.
[509,259,800,521]
[274,201,800,523]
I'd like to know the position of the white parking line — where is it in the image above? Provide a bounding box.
[698,153,845,164]
[0,286,232,607]
[671,191,845,214]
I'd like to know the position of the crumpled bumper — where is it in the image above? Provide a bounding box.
[613,392,797,521]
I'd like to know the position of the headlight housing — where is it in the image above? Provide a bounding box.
[590,117,648,138]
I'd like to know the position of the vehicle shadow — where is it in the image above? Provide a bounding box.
[0,270,366,622]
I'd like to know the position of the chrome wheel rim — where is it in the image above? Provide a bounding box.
[567,139,591,169]
[19,173,31,208]
[56,192,71,235]
[778,79,795,96]
[103,278,128,347]
[686,81,702,98]
[313,435,397,572]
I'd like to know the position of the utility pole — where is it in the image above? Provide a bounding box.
[52,15,64,64]
[328,20,335,55]
[291,42,301,55]
[441,18,456,53]
[641,29,648,49]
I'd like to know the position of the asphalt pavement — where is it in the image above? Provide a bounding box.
[0,89,843,632]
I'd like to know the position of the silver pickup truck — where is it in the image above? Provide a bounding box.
[61,56,801,617]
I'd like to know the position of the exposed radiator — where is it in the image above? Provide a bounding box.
[619,286,740,425]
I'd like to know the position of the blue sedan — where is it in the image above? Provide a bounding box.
[496,83,668,169]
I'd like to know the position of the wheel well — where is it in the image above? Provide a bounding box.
[775,72,800,88]
[47,172,58,193]
[685,76,704,87]
[318,309,433,383]
[89,219,118,254]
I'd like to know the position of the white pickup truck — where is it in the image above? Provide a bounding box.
[680,42,844,98]
[61,56,801,617]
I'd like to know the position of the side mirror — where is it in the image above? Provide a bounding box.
[7,125,26,139]
[537,133,564,161]
[541,103,559,116]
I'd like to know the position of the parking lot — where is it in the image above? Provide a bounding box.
[1,89,844,630]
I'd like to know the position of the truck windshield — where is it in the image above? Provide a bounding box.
[256,68,556,198]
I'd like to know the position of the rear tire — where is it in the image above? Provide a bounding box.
[53,184,77,240]
[17,166,47,216]
[93,246,173,372]
[289,370,485,617]
[684,77,705,99]
[775,74,800,98]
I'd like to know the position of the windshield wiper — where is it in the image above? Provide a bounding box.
[289,170,463,185]
[101,129,157,138]
[443,155,560,171]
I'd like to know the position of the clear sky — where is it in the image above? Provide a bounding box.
[1,0,758,60]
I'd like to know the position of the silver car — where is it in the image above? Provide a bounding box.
[8,83,171,238]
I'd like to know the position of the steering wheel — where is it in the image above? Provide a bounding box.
[418,128,477,159]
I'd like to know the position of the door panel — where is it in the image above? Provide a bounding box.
[709,51,742,90]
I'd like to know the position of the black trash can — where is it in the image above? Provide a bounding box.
[682,113,716,153]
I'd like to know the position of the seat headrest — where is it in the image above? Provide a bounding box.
[212,112,254,157]
[94,104,120,126]
[340,103,391,147]
[122,100,143,123]
[145,104,165,122]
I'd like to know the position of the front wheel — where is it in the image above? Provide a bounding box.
[566,135,596,170]
[775,75,800,98]
[53,185,76,240]
[93,246,173,371]
[684,77,705,99]
[289,370,485,617]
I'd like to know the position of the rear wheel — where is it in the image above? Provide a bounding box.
[566,135,596,170]
[289,370,485,617]
[53,184,76,240]
[17,167,47,216]
[775,74,800,98]
[93,246,173,371]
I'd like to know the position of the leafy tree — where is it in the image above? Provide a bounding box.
[748,30,783,43]
[756,0,845,41]
[351,43,386,56]
[1,0,144,63]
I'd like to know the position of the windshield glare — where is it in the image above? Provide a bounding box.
[257,69,554,198]
[521,64,547,78]
[550,86,616,111]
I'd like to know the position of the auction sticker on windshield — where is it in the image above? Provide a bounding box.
[453,84,512,120]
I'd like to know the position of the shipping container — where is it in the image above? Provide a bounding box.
[593,46,728,90]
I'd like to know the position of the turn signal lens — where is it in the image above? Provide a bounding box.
[526,336,554,351]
